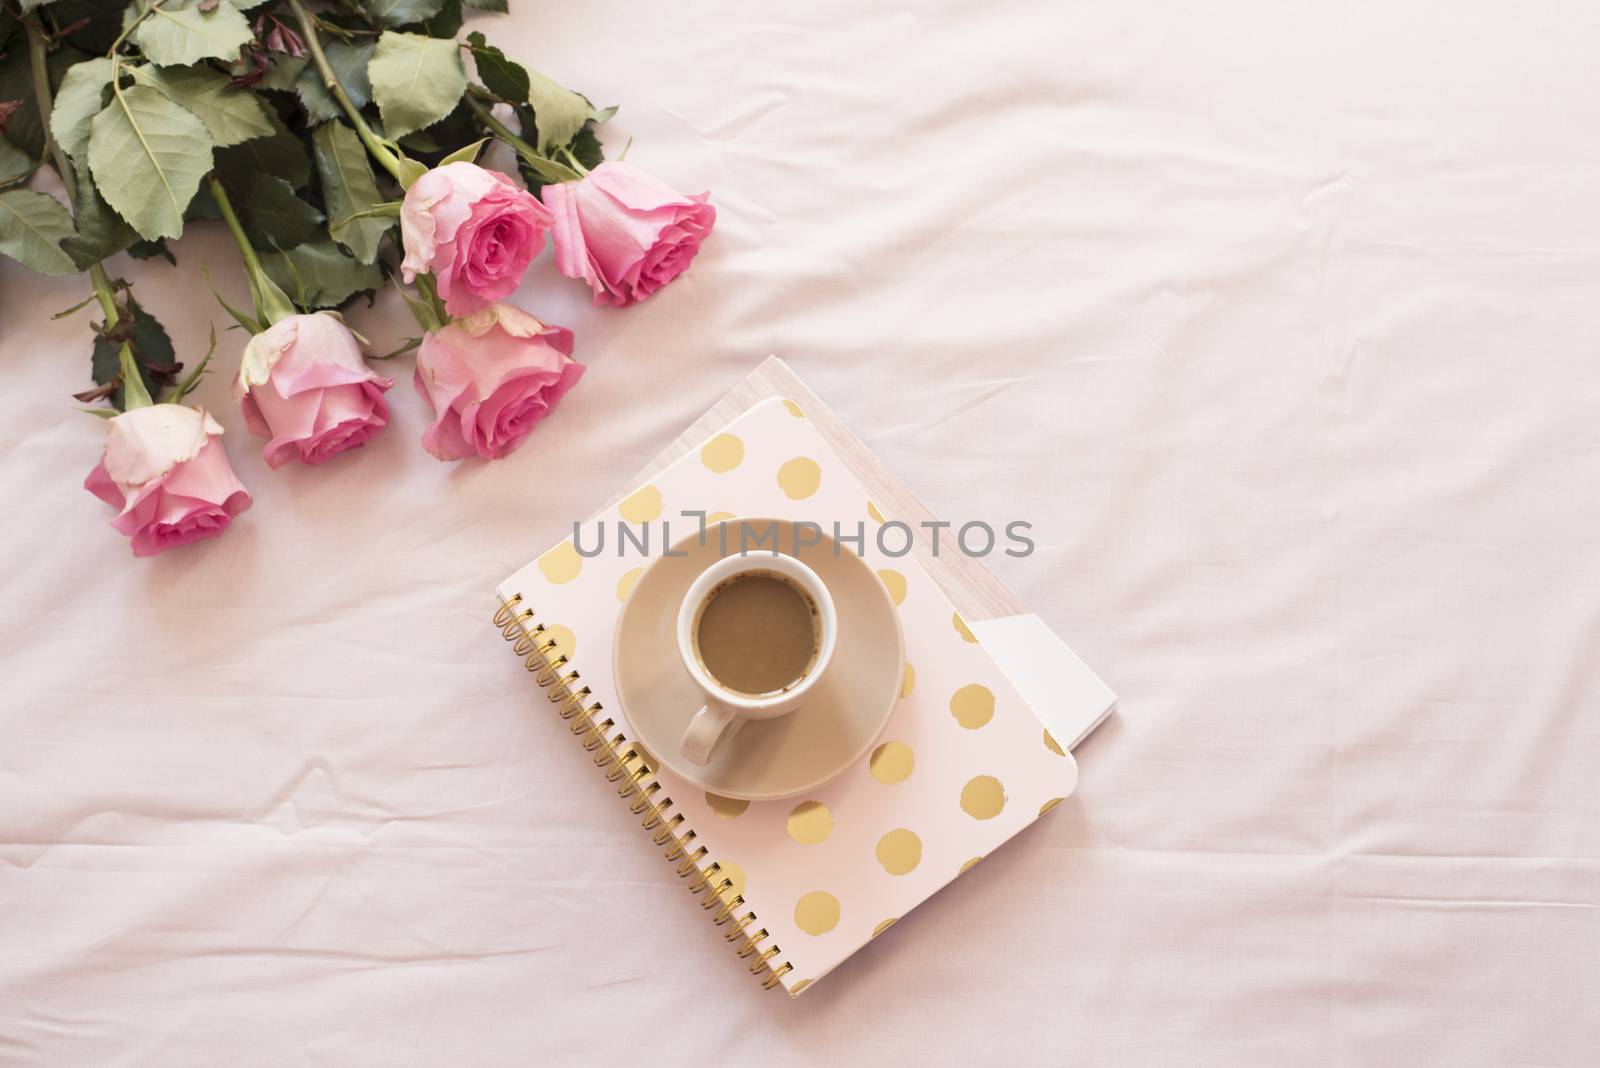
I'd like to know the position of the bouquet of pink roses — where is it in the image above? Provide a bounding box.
[0,0,715,557]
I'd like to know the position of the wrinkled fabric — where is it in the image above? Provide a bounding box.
[237,312,394,468]
[4,0,1600,1063]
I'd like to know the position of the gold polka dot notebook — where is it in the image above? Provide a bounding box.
[493,360,1116,996]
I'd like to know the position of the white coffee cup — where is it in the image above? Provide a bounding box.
[676,551,838,766]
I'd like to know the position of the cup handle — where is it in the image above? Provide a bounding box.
[681,700,743,766]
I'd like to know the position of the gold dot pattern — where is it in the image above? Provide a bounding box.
[953,612,978,643]
[867,500,886,524]
[877,569,907,606]
[949,683,995,729]
[716,860,747,900]
[705,793,749,819]
[875,829,922,875]
[960,775,1006,820]
[706,511,736,524]
[619,484,663,523]
[537,542,582,584]
[1044,729,1065,756]
[959,856,984,874]
[782,399,805,418]
[872,918,898,938]
[786,800,833,844]
[900,663,916,698]
[794,891,839,936]
[543,624,576,661]
[616,567,644,603]
[869,741,914,785]
[700,433,744,473]
[777,457,822,500]
[1040,798,1065,816]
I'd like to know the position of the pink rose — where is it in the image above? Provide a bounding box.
[84,404,252,557]
[400,161,552,316]
[541,161,715,307]
[413,302,584,461]
[236,311,393,469]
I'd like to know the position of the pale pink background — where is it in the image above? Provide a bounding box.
[3,1,1599,1063]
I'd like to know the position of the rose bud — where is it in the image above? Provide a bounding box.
[236,311,393,469]
[400,161,552,316]
[84,404,252,557]
[413,302,584,461]
[541,161,715,307]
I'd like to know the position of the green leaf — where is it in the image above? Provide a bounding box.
[87,84,214,241]
[262,236,384,308]
[124,62,272,147]
[394,97,475,154]
[91,293,177,409]
[0,39,87,159]
[61,166,138,269]
[216,110,311,188]
[523,67,590,153]
[50,56,115,161]
[461,0,506,11]
[368,31,467,139]
[230,171,323,249]
[132,0,254,67]
[0,188,77,275]
[396,154,428,187]
[312,120,391,263]
[0,138,34,187]
[418,0,462,38]
[366,0,445,28]
[465,32,526,103]
[438,137,485,166]
[569,120,604,172]
[254,54,309,92]
[202,263,266,332]
[510,104,581,190]
[127,237,176,264]
[295,39,374,124]
[128,64,274,147]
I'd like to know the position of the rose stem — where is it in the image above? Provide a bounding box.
[463,94,582,183]
[206,175,297,326]
[287,0,408,183]
[24,17,120,325]
[24,15,153,409]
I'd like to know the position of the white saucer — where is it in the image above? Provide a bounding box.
[612,518,904,801]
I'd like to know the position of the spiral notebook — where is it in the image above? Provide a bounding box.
[491,359,1115,995]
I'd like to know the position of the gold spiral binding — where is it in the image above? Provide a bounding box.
[494,593,792,994]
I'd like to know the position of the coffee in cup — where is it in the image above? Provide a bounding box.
[692,569,821,696]
[676,552,838,766]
